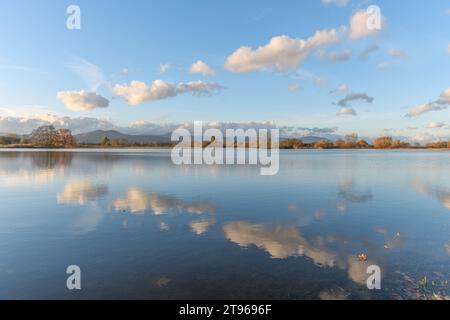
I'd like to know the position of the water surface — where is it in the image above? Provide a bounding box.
[1,149,449,299]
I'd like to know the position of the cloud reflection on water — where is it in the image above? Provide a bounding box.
[113,187,216,215]
[57,181,108,205]
[411,180,450,211]
[223,221,380,286]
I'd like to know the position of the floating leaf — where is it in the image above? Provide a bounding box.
[156,276,171,288]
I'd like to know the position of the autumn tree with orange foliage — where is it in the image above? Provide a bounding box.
[280,139,304,149]
[314,139,334,149]
[374,136,410,149]
[30,126,77,148]
[373,136,394,149]
[54,129,77,148]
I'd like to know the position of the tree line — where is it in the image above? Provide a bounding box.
[281,134,450,149]
[0,126,449,149]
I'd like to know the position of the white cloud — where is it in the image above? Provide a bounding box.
[159,63,170,74]
[389,48,410,60]
[0,113,342,141]
[447,43,450,55]
[349,10,386,40]
[0,113,116,134]
[190,60,216,76]
[113,80,222,106]
[114,80,176,105]
[321,0,349,7]
[337,107,357,116]
[409,132,436,145]
[426,122,445,129]
[406,87,450,117]
[224,29,340,73]
[439,87,450,104]
[57,90,110,112]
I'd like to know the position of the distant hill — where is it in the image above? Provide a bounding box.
[299,136,330,144]
[74,130,171,145]
[75,131,331,145]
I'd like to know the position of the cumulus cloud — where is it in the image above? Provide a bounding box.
[113,80,222,106]
[56,90,110,112]
[337,93,374,107]
[0,113,116,134]
[327,49,352,62]
[408,133,433,145]
[389,48,410,60]
[349,9,386,40]
[278,126,340,140]
[337,107,357,116]
[408,132,450,145]
[159,63,170,74]
[426,122,445,129]
[224,29,340,73]
[190,60,216,76]
[406,87,450,117]
[0,114,343,142]
[321,0,349,7]
[439,87,450,104]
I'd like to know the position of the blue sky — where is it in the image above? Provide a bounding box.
[0,0,449,142]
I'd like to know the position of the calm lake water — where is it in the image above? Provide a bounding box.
[1,149,450,300]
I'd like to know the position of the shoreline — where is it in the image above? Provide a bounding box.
[0,145,449,151]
